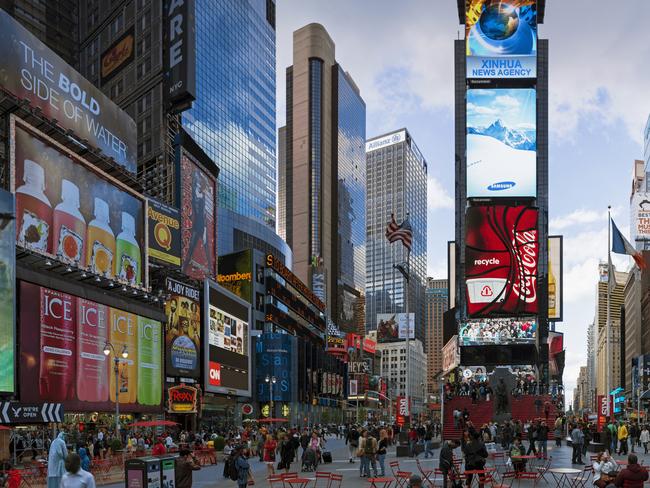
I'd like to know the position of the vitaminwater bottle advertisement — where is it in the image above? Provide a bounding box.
[11,120,146,288]
[19,282,162,412]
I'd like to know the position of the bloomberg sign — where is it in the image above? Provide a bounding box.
[165,0,196,112]
[465,205,538,317]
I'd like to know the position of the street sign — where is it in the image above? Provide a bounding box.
[0,402,63,423]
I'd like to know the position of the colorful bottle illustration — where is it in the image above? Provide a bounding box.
[16,159,52,253]
[137,317,162,405]
[39,287,76,401]
[109,308,138,404]
[548,244,557,317]
[53,180,86,266]
[77,298,109,403]
[115,212,141,286]
[86,198,115,278]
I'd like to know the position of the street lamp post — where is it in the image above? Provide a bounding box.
[103,342,128,437]
[440,377,445,441]
[265,375,276,417]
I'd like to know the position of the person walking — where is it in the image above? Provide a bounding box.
[175,449,200,488]
[60,453,95,488]
[554,416,563,447]
[525,422,537,455]
[424,426,434,459]
[463,430,488,488]
[346,425,360,463]
[377,429,389,477]
[47,432,68,488]
[263,433,277,476]
[235,448,252,488]
[618,422,629,456]
[640,425,650,454]
[537,421,548,458]
[630,423,639,453]
[570,424,584,465]
[439,440,458,488]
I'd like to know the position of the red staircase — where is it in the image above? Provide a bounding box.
[443,395,559,441]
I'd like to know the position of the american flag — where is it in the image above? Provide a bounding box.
[385,213,413,251]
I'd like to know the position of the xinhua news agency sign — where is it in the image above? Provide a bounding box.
[0,10,137,173]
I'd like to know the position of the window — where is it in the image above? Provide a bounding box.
[140,9,151,31]
[137,58,151,80]
[137,91,152,113]
[256,293,265,312]
[137,33,150,56]
[110,11,125,38]
[137,116,150,136]
[256,264,265,284]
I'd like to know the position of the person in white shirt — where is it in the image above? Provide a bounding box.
[640,427,650,454]
[592,451,617,488]
[60,453,96,488]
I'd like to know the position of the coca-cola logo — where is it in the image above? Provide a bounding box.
[512,230,538,304]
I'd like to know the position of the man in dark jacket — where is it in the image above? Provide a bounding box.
[346,426,360,463]
[464,431,488,488]
[537,421,549,459]
[439,440,458,488]
[614,454,649,487]
[175,449,200,488]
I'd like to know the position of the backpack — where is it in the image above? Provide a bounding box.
[364,436,377,455]
[226,456,239,481]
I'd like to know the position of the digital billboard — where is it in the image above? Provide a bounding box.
[164,278,200,379]
[465,205,538,316]
[204,281,251,397]
[11,119,146,288]
[466,0,537,79]
[0,10,137,172]
[255,333,295,403]
[467,88,536,198]
[548,236,563,321]
[377,313,415,342]
[148,199,181,267]
[0,190,15,394]
[459,317,536,346]
[218,250,253,303]
[180,149,217,280]
[19,282,162,412]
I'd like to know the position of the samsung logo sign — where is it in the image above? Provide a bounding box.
[366,130,406,152]
[487,181,516,191]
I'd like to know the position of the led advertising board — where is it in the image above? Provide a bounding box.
[466,0,537,79]
[376,313,415,342]
[0,10,137,172]
[218,250,253,304]
[255,333,295,403]
[459,317,536,346]
[548,236,563,321]
[467,88,536,198]
[465,205,538,316]
[204,281,251,397]
[0,190,15,394]
[19,282,162,412]
[11,119,146,288]
[164,278,200,379]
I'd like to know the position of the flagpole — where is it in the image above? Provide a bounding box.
[405,246,411,424]
[607,205,611,416]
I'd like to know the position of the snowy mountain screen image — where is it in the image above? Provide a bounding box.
[466,88,536,198]
[466,0,537,79]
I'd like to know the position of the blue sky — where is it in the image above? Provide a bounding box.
[275,0,650,402]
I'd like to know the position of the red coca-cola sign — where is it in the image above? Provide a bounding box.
[465,205,538,316]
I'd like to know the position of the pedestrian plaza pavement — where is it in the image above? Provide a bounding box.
[102,437,650,487]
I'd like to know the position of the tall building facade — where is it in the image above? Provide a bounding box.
[377,339,427,415]
[426,278,448,394]
[574,366,589,414]
[586,321,597,411]
[595,264,628,396]
[365,129,427,345]
[279,23,366,330]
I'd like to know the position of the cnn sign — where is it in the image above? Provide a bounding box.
[209,361,221,386]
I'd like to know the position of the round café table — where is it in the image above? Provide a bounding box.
[284,478,313,488]
[367,477,394,488]
[548,467,582,488]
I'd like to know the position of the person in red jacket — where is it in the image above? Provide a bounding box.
[614,454,649,488]
[152,438,166,456]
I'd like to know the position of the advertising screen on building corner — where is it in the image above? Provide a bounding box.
[467,88,536,198]
[465,205,538,317]
[459,318,536,346]
[204,281,251,397]
[465,0,537,79]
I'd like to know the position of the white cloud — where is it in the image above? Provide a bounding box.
[427,176,453,211]
[494,95,520,109]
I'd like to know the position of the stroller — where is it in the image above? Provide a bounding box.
[301,447,319,472]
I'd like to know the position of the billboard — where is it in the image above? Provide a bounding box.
[0,10,137,172]
[218,250,253,303]
[164,278,200,379]
[548,236,563,321]
[631,192,650,243]
[442,336,459,373]
[467,88,536,198]
[0,190,15,393]
[179,149,216,280]
[465,0,537,79]
[465,205,538,316]
[255,333,295,403]
[19,282,162,412]
[205,281,251,396]
[377,313,414,342]
[396,396,410,425]
[459,317,536,346]
[147,199,181,266]
[165,0,196,112]
[100,27,135,84]
[12,120,146,288]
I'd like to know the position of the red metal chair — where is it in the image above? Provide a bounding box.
[268,474,284,488]
[415,458,435,487]
[329,473,343,488]
[314,471,332,488]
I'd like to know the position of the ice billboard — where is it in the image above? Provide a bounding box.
[465,0,537,79]
[0,190,15,394]
[465,205,538,316]
[19,282,162,412]
[467,88,536,198]
[459,318,536,346]
[11,120,146,288]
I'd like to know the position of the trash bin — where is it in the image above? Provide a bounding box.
[125,457,161,488]
[159,457,176,488]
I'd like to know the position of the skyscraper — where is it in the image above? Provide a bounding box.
[426,278,449,394]
[279,23,366,330]
[365,129,427,345]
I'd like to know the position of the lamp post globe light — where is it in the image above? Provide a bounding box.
[265,374,276,417]
[103,342,128,436]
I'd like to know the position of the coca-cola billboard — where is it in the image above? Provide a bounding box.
[465,205,539,317]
